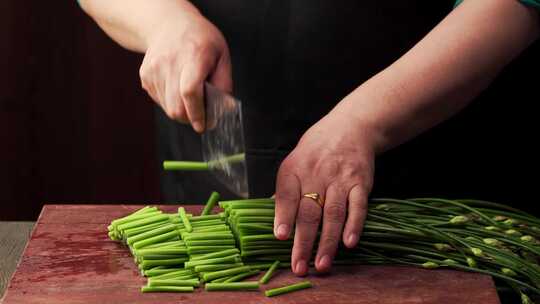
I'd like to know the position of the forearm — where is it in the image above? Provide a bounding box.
[336,0,539,153]
[79,0,200,52]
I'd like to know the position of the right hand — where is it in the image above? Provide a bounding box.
[139,11,232,133]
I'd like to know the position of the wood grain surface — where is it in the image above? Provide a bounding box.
[0,222,34,299]
[1,205,500,304]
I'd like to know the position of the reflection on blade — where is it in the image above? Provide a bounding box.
[202,83,249,198]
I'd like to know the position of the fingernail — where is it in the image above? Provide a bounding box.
[347,233,359,247]
[192,121,204,133]
[276,224,289,239]
[319,255,331,270]
[295,260,308,275]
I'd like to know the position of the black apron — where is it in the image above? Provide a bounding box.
[158,1,539,215]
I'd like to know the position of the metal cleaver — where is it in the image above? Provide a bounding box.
[202,83,249,198]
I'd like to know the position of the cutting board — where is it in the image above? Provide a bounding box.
[1,204,500,304]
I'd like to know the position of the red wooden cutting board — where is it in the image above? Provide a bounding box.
[1,204,500,304]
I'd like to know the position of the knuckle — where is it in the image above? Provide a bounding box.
[167,110,180,120]
[275,188,297,204]
[189,39,214,57]
[295,238,314,253]
[325,203,346,223]
[167,106,186,121]
[320,235,339,250]
[297,206,321,226]
[180,85,197,102]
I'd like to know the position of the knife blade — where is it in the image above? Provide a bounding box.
[202,83,249,198]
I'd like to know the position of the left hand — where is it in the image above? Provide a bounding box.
[273,106,378,275]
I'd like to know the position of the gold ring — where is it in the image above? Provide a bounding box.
[303,192,324,208]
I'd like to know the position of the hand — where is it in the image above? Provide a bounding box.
[139,11,232,133]
[274,107,379,275]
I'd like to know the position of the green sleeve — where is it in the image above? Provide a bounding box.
[455,0,540,9]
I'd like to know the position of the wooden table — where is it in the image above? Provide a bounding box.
[1,205,500,304]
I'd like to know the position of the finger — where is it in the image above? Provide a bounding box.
[274,161,301,241]
[165,66,188,123]
[342,184,368,248]
[291,184,324,276]
[208,51,233,94]
[180,53,215,133]
[315,182,348,272]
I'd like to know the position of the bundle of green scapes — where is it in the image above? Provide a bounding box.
[108,196,540,303]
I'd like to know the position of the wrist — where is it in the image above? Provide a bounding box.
[330,75,398,155]
[142,3,202,50]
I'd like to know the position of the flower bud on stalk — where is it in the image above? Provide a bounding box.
[493,215,508,222]
[422,261,439,269]
[503,218,520,226]
[484,226,501,231]
[466,257,477,268]
[433,243,453,252]
[520,235,537,243]
[483,238,504,247]
[505,229,522,237]
[470,248,484,257]
[450,215,469,225]
[442,259,459,266]
[521,293,533,304]
[501,268,517,277]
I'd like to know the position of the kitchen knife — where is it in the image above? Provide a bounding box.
[201,83,249,198]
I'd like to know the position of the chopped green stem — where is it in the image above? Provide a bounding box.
[190,249,240,261]
[144,268,192,277]
[188,246,236,254]
[189,214,224,222]
[136,247,188,256]
[110,209,160,229]
[202,191,221,216]
[163,161,209,171]
[259,260,280,284]
[186,239,235,246]
[184,255,241,268]
[141,286,194,293]
[205,282,260,291]
[117,214,170,232]
[143,240,184,249]
[141,258,188,269]
[127,224,177,246]
[148,279,200,287]
[207,153,246,169]
[264,281,313,297]
[210,276,234,283]
[178,207,192,233]
[194,263,244,272]
[225,270,260,282]
[183,233,233,241]
[219,198,274,208]
[202,266,252,282]
[133,230,180,249]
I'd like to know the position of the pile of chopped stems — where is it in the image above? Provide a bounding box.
[108,197,540,303]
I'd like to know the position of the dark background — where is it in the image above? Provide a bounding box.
[0,1,160,220]
[1,1,538,220]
